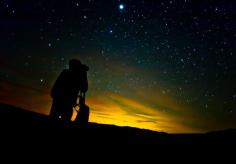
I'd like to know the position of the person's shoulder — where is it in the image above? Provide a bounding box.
[62,69,69,73]
[60,69,70,75]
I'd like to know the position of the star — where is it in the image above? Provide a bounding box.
[119,4,125,10]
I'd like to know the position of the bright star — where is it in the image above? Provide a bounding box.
[119,4,124,10]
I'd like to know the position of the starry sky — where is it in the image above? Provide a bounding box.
[0,0,236,133]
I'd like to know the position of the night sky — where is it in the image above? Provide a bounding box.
[0,0,236,133]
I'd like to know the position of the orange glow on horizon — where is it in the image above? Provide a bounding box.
[84,94,200,133]
[0,82,203,133]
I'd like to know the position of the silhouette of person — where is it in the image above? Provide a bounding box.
[50,59,89,122]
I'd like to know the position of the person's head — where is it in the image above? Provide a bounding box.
[69,59,81,70]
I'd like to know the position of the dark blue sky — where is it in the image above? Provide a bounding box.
[0,0,236,132]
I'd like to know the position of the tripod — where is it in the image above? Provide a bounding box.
[74,91,90,126]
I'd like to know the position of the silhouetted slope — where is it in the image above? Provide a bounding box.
[0,103,235,145]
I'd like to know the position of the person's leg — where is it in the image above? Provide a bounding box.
[60,102,73,122]
[50,100,62,120]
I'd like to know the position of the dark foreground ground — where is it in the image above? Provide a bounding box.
[0,103,235,146]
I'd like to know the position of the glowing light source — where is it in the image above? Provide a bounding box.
[119,4,124,10]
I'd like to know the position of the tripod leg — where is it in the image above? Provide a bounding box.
[79,92,86,105]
